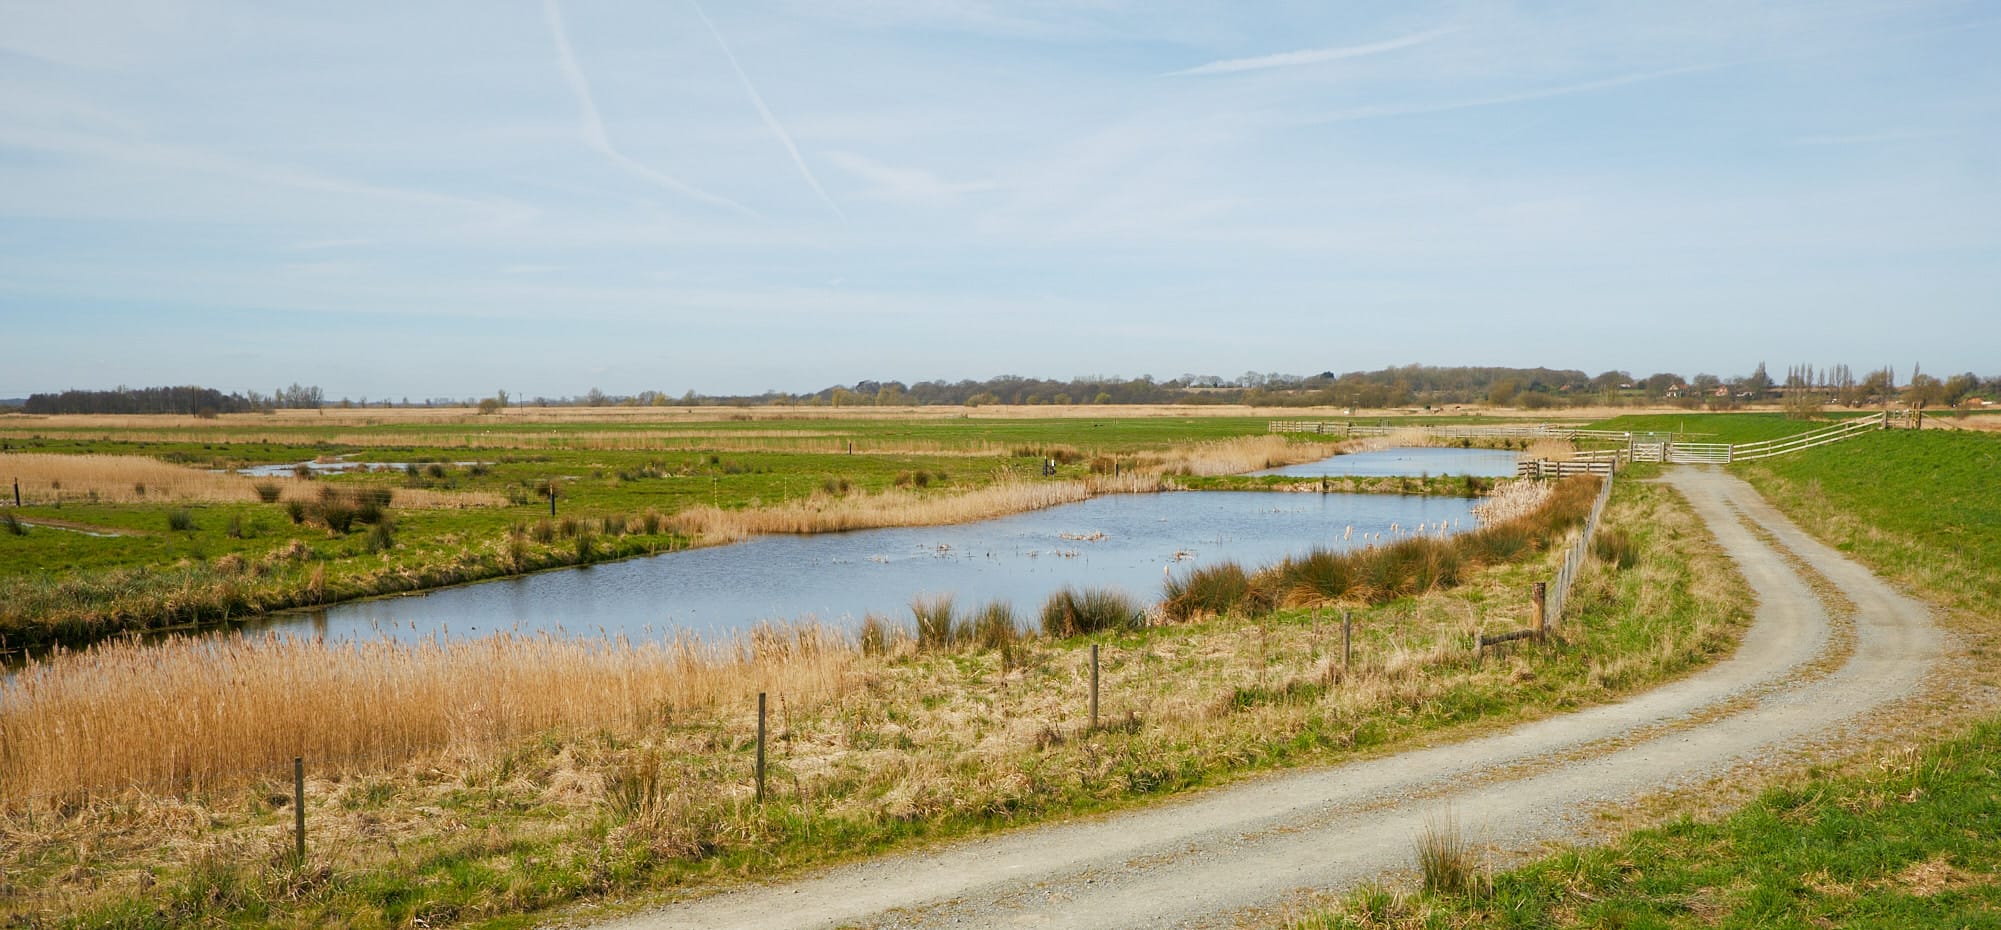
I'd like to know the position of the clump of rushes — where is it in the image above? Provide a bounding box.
[1160,561,1252,622]
[365,520,395,554]
[857,613,891,656]
[967,600,1017,650]
[1415,808,1487,897]
[1,512,23,536]
[1594,526,1638,569]
[912,595,957,651]
[1040,586,1145,637]
[1262,476,1596,609]
[531,518,556,543]
[252,482,282,503]
[166,509,195,532]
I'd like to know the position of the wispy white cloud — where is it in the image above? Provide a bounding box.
[1794,128,1947,145]
[541,0,750,214]
[1167,26,1454,77]
[826,151,996,204]
[1303,63,1721,125]
[690,0,845,220]
[0,123,536,225]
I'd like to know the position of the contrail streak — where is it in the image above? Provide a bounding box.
[1168,26,1454,77]
[690,0,846,221]
[542,0,750,214]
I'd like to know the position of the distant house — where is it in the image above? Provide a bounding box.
[1664,383,1689,399]
[1712,386,1732,398]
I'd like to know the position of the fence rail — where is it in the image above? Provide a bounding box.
[1269,421,1632,441]
[1729,411,1887,460]
[1517,459,1615,478]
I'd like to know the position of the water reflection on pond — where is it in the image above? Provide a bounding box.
[253,490,1480,646]
[1257,446,1519,478]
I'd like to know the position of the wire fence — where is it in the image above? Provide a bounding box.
[1545,466,1617,627]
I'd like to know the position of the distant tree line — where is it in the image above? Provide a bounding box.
[20,383,325,416]
[10,367,1998,415]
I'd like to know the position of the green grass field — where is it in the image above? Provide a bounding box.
[1585,411,1872,444]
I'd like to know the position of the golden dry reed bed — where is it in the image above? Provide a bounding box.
[1,627,854,801]
[669,436,1328,541]
[0,453,502,508]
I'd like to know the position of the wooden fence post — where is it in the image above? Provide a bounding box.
[1531,582,1547,638]
[755,692,767,805]
[1342,610,1352,672]
[1089,644,1100,730]
[293,756,306,864]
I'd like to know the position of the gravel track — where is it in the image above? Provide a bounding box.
[589,468,1941,930]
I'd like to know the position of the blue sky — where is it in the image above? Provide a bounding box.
[2,0,1996,399]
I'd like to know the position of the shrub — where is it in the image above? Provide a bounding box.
[252,482,283,503]
[1039,587,1144,637]
[167,509,195,532]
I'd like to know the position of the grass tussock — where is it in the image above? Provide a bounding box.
[1039,586,1146,636]
[1416,809,1488,898]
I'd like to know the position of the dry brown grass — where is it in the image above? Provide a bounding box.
[671,472,1168,541]
[667,437,1334,542]
[0,453,502,508]
[1523,438,1576,461]
[1472,479,1554,526]
[0,626,854,801]
[1129,434,1337,476]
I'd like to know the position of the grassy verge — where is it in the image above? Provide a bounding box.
[1292,427,2001,929]
[1295,721,2001,929]
[1,478,1749,928]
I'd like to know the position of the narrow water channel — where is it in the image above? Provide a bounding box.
[259,488,1478,646]
[8,449,1502,665]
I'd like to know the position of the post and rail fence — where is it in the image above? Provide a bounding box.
[1278,410,1893,469]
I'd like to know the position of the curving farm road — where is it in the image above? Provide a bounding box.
[587,468,1941,930]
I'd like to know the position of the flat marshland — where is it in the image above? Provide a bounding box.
[0,471,1753,927]
[0,421,1347,648]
